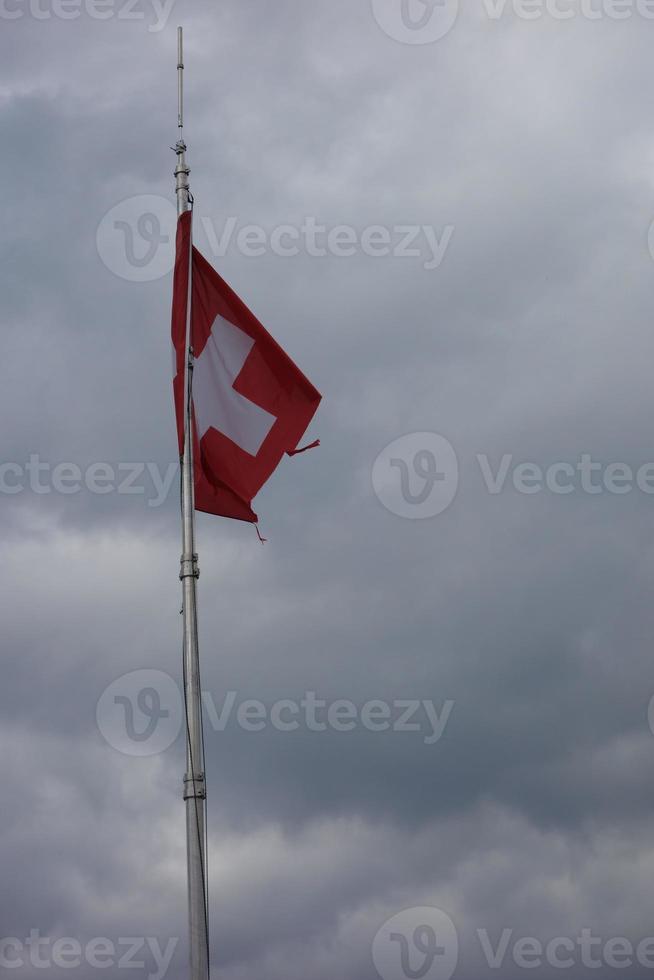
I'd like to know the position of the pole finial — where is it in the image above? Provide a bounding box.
[174,26,190,215]
[177,26,184,132]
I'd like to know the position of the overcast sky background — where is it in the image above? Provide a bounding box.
[3,1,654,978]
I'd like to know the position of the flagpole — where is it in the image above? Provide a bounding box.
[174,26,210,980]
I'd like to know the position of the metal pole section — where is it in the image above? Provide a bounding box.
[175,27,190,215]
[174,27,209,980]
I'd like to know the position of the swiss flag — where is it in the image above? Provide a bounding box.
[171,211,321,523]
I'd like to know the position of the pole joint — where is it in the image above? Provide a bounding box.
[180,554,200,580]
[174,136,190,210]
[174,149,190,179]
[183,772,206,800]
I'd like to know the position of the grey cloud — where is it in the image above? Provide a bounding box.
[3,3,654,978]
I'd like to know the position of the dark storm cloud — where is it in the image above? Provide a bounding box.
[3,3,654,978]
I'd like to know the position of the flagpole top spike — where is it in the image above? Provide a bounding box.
[175,25,190,214]
[177,26,184,133]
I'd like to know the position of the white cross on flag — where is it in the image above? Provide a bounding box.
[171,211,321,523]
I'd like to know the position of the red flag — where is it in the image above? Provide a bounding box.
[171,211,321,523]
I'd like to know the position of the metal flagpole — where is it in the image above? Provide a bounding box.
[174,26,210,980]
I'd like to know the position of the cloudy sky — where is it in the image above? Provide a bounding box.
[4,1,654,978]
